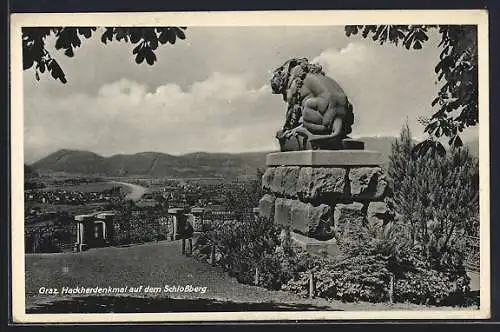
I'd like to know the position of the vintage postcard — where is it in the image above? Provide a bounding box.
[10,10,490,323]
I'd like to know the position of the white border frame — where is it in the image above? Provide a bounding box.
[10,9,490,323]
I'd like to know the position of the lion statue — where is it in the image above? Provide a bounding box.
[270,57,356,151]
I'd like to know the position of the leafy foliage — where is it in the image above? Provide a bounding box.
[111,200,172,245]
[23,27,187,83]
[25,212,75,253]
[284,218,471,305]
[222,169,264,216]
[345,25,478,151]
[284,254,392,303]
[194,219,297,290]
[393,256,470,305]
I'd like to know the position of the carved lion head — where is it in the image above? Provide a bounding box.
[270,58,324,97]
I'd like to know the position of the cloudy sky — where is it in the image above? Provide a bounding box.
[23,26,478,163]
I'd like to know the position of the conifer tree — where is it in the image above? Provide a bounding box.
[388,124,479,267]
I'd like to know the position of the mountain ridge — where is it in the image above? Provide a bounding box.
[32,148,271,179]
[30,136,479,179]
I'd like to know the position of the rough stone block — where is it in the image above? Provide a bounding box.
[261,167,276,193]
[291,232,340,257]
[289,200,309,232]
[367,201,390,215]
[297,167,346,202]
[289,200,333,240]
[348,167,388,201]
[274,197,292,227]
[334,202,365,237]
[270,167,284,195]
[270,166,300,198]
[366,201,394,228]
[258,194,276,221]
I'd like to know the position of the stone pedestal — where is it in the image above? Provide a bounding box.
[190,207,205,233]
[259,150,393,255]
[74,212,116,252]
[95,212,115,245]
[74,214,94,252]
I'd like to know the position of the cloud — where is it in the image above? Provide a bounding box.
[312,41,442,139]
[24,72,284,162]
[22,26,351,99]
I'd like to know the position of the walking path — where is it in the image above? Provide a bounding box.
[25,240,476,313]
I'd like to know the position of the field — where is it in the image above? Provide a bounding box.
[40,181,133,194]
[25,180,137,216]
[25,203,111,215]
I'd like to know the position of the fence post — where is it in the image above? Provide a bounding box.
[254,267,259,286]
[210,244,216,266]
[389,273,394,304]
[187,238,193,256]
[32,232,38,253]
[181,238,186,255]
[309,270,315,299]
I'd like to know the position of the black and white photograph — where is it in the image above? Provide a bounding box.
[10,10,490,322]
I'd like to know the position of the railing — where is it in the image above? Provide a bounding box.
[59,243,76,252]
[25,223,77,253]
[206,211,256,223]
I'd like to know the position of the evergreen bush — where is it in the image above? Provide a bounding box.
[388,123,479,269]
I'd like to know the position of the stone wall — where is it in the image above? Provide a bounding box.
[259,165,394,242]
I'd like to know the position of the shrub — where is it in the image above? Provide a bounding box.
[283,218,471,305]
[284,219,393,302]
[284,252,391,302]
[394,267,470,306]
[193,218,298,290]
[112,212,172,245]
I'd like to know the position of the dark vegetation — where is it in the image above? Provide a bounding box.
[25,211,75,253]
[111,201,172,246]
[23,27,187,83]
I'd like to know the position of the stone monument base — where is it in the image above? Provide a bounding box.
[266,149,384,167]
[259,150,394,256]
[278,133,367,151]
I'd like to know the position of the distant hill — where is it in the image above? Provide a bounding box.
[32,149,107,174]
[31,136,479,179]
[32,149,268,180]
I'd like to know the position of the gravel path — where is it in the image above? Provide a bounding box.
[25,240,473,313]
